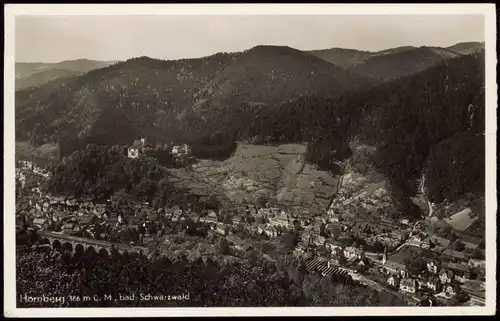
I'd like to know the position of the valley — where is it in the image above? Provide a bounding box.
[14,40,487,308]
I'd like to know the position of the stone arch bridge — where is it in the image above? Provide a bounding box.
[35,230,148,257]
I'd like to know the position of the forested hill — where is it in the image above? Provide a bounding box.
[15,59,119,90]
[236,52,485,209]
[15,46,372,153]
[349,46,463,82]
[308,43,484,82]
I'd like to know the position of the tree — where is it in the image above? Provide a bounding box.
[217,238,230,255]
[280,232,298,253]
[245,250,260,265]
[452,240,465,252]
[404,257,427,277]
[471,247,484,260]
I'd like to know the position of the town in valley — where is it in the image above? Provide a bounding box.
[12,11,488,309]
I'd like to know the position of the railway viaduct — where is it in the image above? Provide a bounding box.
[33,230,148,257]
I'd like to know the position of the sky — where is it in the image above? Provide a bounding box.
[15,14,485,63]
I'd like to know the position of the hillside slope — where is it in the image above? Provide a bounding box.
[15,59,118,79]
[15,69,82,90]
[307,47,373,68]
[15,46,373,155]
[446,42,485,55]
[239,53,485,214]
[350,46,463,81]
[165,143,339,214]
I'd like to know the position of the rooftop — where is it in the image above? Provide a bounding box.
[445,262,470,273]
[442,249,467,260]
[383,260,406,272]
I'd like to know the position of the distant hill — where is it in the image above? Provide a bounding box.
[446,42,485,55]
[189,45,373,128]
[15,69,81,91]
[309,43,484,83]
[15,59,119,90]
[349,46,464,82]
[307,47,373,68]
[15,46,373,155]
[369,46,416,57]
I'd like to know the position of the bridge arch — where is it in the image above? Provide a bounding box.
[86,246,97,257]
[63,242,73,253]
[75,244,85,258]
[40,237,50,245]
[53,239,62,251]
[98,248,109,258]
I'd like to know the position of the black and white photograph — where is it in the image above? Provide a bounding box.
[3,4,497,317]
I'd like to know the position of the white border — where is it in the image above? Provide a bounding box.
[3,3,497,317]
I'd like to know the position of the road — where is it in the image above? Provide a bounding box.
[463,289,486,306]
[32,168,50,178]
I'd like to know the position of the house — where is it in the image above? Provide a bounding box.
[400,218,411,226]
[232,215,242,226]
[387,274,401,289]
[53,210,65,220]
[343,246,365,260]
[314,235,327,247]
[439,268,454,284]
[399,278,418,294]
[468,258,485,269]
[425,277,442,293]
[63,222,76,234]
[79,215,98,226]
[420,237,432,249]
[383,259,407,278]
[380,217,395,226]
[33,218,47,229]
[442,249,467,262]
[430,236,451,249]
[444,284,458,297]
[325,240,344,255]
[295,243,306,253]
[460,236,481,252]
[445,262,471,279]
[427,259,440,274]
[172,144,191,156]
[264,226,278,238]
[226,235,251,252]
[215,223,228,236]
[200,213,218,225]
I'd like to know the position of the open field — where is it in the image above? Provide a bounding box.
[388,245,434,265]
[15,141,58,159]
[444,208,478,231]
[166,143,339,213]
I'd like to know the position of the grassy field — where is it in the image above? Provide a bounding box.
[444,208,478,231]
[16,141,58,158]
[166,143,339,213]
[388,245,434,265]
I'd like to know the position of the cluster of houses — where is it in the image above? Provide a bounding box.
[384,257,465,299]
[381,242,482,300]
[327,187,412,250]
[126,137,192,160]
[16,168,27,189]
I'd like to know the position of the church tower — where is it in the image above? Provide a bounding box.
[382,246,388,265]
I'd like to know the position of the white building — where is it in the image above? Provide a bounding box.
[127,147,139,159]
[172,144,191,156]
[343,246,365,260]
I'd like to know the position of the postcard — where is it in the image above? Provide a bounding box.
[3,3,497,317]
